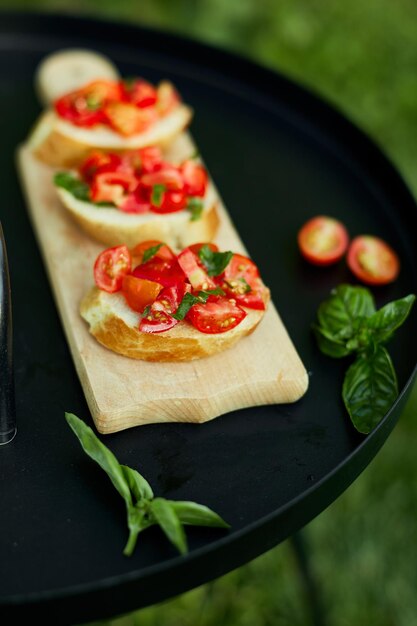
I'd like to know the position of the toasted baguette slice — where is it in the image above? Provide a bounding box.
[56,183,220,248]
[80,287,269,362]
[28,105,193,168]
[35,48,120,106]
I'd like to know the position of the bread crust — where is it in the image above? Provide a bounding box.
[56,185,220,248]
[28,106,193,168]
[80,287,269,362]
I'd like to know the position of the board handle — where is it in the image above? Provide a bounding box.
[0,222,16,444]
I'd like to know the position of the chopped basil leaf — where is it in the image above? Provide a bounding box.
[142,305,151,318]
[54,172,91,202]
[151,184,166,207]
[142,243,163,264]
[186,197,204,221]
[172,287,225,321]
[198,245,233,276]
[86,95,101,110]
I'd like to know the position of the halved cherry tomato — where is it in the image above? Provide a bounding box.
[90,172,138,205]
[177,248,216,290]
[347,235,400,285]
[131,240,175,264]
[139,283,190,333]
[150,190,187,214]
[103,101,157,136]
[140,168,184,191]
[79,151,122,183]
[122,78,158,108]
[186,296,246,334]
[121,275,162,312]
[221,253,267,310]
[121,146,163,174]
[180,160,208,197]
[94,245,131,293]
[297,216,349,266]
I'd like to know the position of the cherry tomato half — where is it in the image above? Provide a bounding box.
[186,296,246,334]
[94,245,132,293]
[139,283,190,333]
[79,151,122,183]
[347,235,400,285]
[122,78,158,108]
[103,102,157,136]
[297,215,349,266]
[90,172,138,205]
[221,253,267,310]
[121,275,162,312]
[180,160,208,197]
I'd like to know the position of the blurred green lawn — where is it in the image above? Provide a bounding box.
[2,1,416,624]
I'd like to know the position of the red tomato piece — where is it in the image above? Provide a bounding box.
[134,146,164,173]
[186,296,246,334]
[103,101,157,136]
[123,78,158,108]
[139,283,190,333]
[79,151,122,183]
[54,80,123,127]
[132,255,186,288]
[177,248,216,290]
[121,275,162,312]
[347,235,400,285]
[221,253,267,310]
[140,168,184,191]
[90,172,138,205]
[188,242,219,255]
[130,241,176,266]
[94,245,132,293]
[150,190,187,214]
[118,190,151,214]
[297,215,349,266]
[180,160,208,197]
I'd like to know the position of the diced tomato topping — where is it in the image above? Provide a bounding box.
[121,275,162,312]
[79,151,122,183]
[118,189,151,214]
[103,101,158,136]
[188,242,219,255]
[90,172,138,206]
[140,168,185,191]
[220,253,267,310]
[94,245,131,293]
[180,160,208,197]
[129,146,164,174]
[122,78,158,108]
[139,283,190,333]
[132,255,186,288]
[150,189,188,214]
[54,80,123,127]
[156,81,180,116]
[131,240,176,264]
[186,296,246,334]
[177,248,216,290]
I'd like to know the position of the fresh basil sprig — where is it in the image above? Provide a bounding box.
[198,245,233,276]
[313,284,415,434]
[65,413,229,556]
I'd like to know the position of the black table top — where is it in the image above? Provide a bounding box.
[1,11,416,625]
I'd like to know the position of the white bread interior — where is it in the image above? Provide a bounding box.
[28,105,193,168]
[80,287,269,362]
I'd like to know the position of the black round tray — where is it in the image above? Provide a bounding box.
[1,11,416,625]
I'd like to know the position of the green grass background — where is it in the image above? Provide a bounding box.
[2,1,417,624]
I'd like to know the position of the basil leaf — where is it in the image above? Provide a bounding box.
[186,197,204,221]
[65,413,132,506]
[168,501,230,528]
[54,172,91,203]
[151,184,166,207]
[120,465,154,501]
[150,498,188,555]
[342,346,398,434]
[198,245,233,276]
[317,284,376,342]
[142,243,163,264]
[172,287,225,321]
[365,294,415,345]
[313,324,353,358]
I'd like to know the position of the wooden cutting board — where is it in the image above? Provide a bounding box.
[16,132,309,434]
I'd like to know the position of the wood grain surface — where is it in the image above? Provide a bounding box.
[16,132,309,434]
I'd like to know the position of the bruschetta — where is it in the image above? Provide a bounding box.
[53,146,219,248]
[80,240,270,361]
[27,76,193,167]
